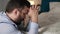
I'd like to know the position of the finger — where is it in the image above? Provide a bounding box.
[36,6,39,10]
[35,5,37,9]
[35,5,39,10]
[31,5,35,9]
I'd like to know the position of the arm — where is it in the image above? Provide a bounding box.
[27,21,38,34]
[27,5,39,34]
[0,23,22,34]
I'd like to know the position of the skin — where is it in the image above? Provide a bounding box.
[28,5,38,23]
[6,5,38,25]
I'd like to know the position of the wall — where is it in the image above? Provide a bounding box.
[0,0,9,11]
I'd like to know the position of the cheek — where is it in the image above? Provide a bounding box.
[18,15,24,21]
[21,13,25,19]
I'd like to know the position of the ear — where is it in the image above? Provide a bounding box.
[13,9,20,16]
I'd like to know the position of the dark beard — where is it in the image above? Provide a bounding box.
[16,18,24,25]
[17,21,28,32]
[17,19,29,32]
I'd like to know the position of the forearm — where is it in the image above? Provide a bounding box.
[27,21,38,34]
[27,5,39,34]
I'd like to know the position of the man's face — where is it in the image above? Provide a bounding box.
[17,6,29,23]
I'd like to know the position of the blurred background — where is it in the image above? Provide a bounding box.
[0,0,60,34]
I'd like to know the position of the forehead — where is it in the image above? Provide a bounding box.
[22,6,29,11]
[23,6,29,9]
[21,6,29,13]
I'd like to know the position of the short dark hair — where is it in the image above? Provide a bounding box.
[5,0,30,13]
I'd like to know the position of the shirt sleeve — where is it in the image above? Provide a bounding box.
[0,23,22,34]
[27,21,39,34]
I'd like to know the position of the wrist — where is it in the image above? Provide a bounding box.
[31,16,38,23]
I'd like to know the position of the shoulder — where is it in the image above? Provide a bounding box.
[0,23,17,33]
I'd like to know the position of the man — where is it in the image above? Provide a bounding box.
[0,0,38,34]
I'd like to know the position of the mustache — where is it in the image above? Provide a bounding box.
[17,20,28,32]
[16,18,25,30]
[17,17,30,32]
